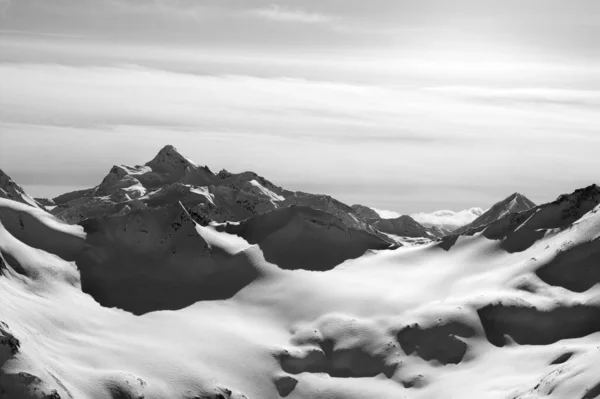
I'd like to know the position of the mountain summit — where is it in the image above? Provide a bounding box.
[0,169,42,209]
[454,192,536,234]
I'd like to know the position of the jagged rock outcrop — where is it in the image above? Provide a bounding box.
[49,145,288,223]
[372,215,432,238]
[351,204,381,222]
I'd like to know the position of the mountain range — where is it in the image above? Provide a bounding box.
[6,145,536,243]
[1,146,598,399]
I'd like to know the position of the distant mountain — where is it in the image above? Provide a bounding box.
[351,204,380,221]
[442,184,600,254]
[411,207,485,231]
[0,169,43,209]
[425,225,453,238]
[372,215,432,238]
[50,145,292,223]
[46,145,393,246]
[454,193,535,235]
[221,205,393,271]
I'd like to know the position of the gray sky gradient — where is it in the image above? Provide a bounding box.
[1,0,599,213]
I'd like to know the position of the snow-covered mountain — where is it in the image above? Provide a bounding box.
[0,169,43,209]
[350,205,450,239]
[1,178,599,399]
[350,204,381,221]
[1,147,599,399]
[48,146,380,231]
[453,192,536,235]
[49,145,292,224]
[372,215,431,238]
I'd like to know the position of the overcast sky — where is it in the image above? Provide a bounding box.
[1,0,599,213]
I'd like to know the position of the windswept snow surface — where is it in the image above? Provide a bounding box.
[1,182,600,399]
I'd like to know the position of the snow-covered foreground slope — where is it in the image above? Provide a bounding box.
[1,183,600,399]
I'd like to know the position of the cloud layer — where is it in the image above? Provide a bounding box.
[371,207,485,231]
[411,208,485,231]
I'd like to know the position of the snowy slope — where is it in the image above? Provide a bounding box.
[1,182,599,399]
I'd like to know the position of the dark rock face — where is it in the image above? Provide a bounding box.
[273,376,298,397]
[372,215,431,238]
[397,321,476,365]
[222,206,393,271]
[77,203,258,314]
[277,340,396,379]
[0,322,21,365]
[550,352,574,365]
[350,204,381,221]
[477,303,600,347]
[0,169,42,209]
[536,239,600,292]
[582,380,600,399]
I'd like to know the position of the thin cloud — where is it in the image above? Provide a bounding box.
[411,208,485,231]
[249,5,333,24]
[426,86,600,109]
[0,29,83,39]
[371,206,485,231]
[371,208,401,219]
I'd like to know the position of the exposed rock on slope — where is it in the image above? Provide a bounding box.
[350,204,450,239]
[441,184,600,254]
[351,204,381,221]
[425,225,453,238]
[454,192,536,235]
[372,215,432,238]
[77,202,260,314]
[0,169,42,209]
[221,205,394,271]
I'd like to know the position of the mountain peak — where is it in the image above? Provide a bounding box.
[372,214,431,238]
[147,145,198,170]
[454,192,536,234]
[0,169,43,209]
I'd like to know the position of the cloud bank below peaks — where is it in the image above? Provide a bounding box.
[411,207,485,231]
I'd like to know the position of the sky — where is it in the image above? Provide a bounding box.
[1,0,599,214]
